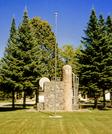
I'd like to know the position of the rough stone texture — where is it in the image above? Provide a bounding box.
[63,65,73,111]
[37,103,45,111]
[38,65,79,111]
[44,81,64,111]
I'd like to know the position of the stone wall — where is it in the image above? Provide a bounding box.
[38,65,79,111]
[44,81,64,111]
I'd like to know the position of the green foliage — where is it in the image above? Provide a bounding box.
[0,91,12,100]
[15,9,41,95]
[0,17,18,93]
[0,9,57,107]
[79,10,101,94]
[59,44,80,74]
[78,10,112,107]
[105,16,112,91]
[30,17,56,79]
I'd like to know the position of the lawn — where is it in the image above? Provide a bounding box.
[0,109,112,134]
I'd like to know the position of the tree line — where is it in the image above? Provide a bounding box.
[78,10,112,108]
[0,9,79,108]
[0,9,112,109]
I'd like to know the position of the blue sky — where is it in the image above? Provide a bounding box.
[0,0,112,57]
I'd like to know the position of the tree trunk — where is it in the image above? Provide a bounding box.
[110,92,112,107]
[94,95,98,109]
[35,89,39,104]
[16,92,19,99]
[35,88,39,109]
[23,91,26,108]
[12,89,15,109]
[103,89,106,108]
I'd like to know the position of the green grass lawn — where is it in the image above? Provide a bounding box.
[0,109,112,134]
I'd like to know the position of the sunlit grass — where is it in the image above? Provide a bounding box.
[0,109,112,134]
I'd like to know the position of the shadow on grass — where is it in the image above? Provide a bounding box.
[0,107,27,112]
[39,111,55,116]
[80,103,112,111]
[0,103,34,112]
[98,107,112,111]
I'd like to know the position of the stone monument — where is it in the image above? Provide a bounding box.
[38,65,79,111]
[63,65,73,111]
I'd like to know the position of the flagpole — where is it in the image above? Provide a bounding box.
[54,11,58,115]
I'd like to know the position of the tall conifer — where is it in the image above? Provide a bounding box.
[79,10,112,108]
[0,17,17,108]
[79,10,102,108]
[16,9,41,108]
[106,16,112,106]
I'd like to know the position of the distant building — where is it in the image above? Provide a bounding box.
[105,91,110,101]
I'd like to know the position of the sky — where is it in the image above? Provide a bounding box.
[0,0,112,57]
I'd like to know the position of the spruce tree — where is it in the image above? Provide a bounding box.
[98,15,112,107]
[98,15,108,108]
[0,17,18,108]
[106,16,112,106]
[79,10,112,108]
[78,10,101,108]
[16,9,42,108]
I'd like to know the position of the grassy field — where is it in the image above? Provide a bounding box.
[0,109,112,134]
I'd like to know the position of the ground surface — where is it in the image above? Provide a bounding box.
[0,109,112,134]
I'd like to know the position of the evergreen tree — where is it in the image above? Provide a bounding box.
[106,16,112,106]
[97,15,108,108]
[0,17,18,108]
[79,10,112,108]
[16,9,41,108]
[78,10,102,108]
[96,15,112,107]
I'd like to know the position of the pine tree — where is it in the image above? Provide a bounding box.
[78,10,102,108]
[97,15,112,107]
[97,15,108,108]
[106,16,112,106]
[0,17,18,108]
[79,10,112,108]
[16,9,42,108]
